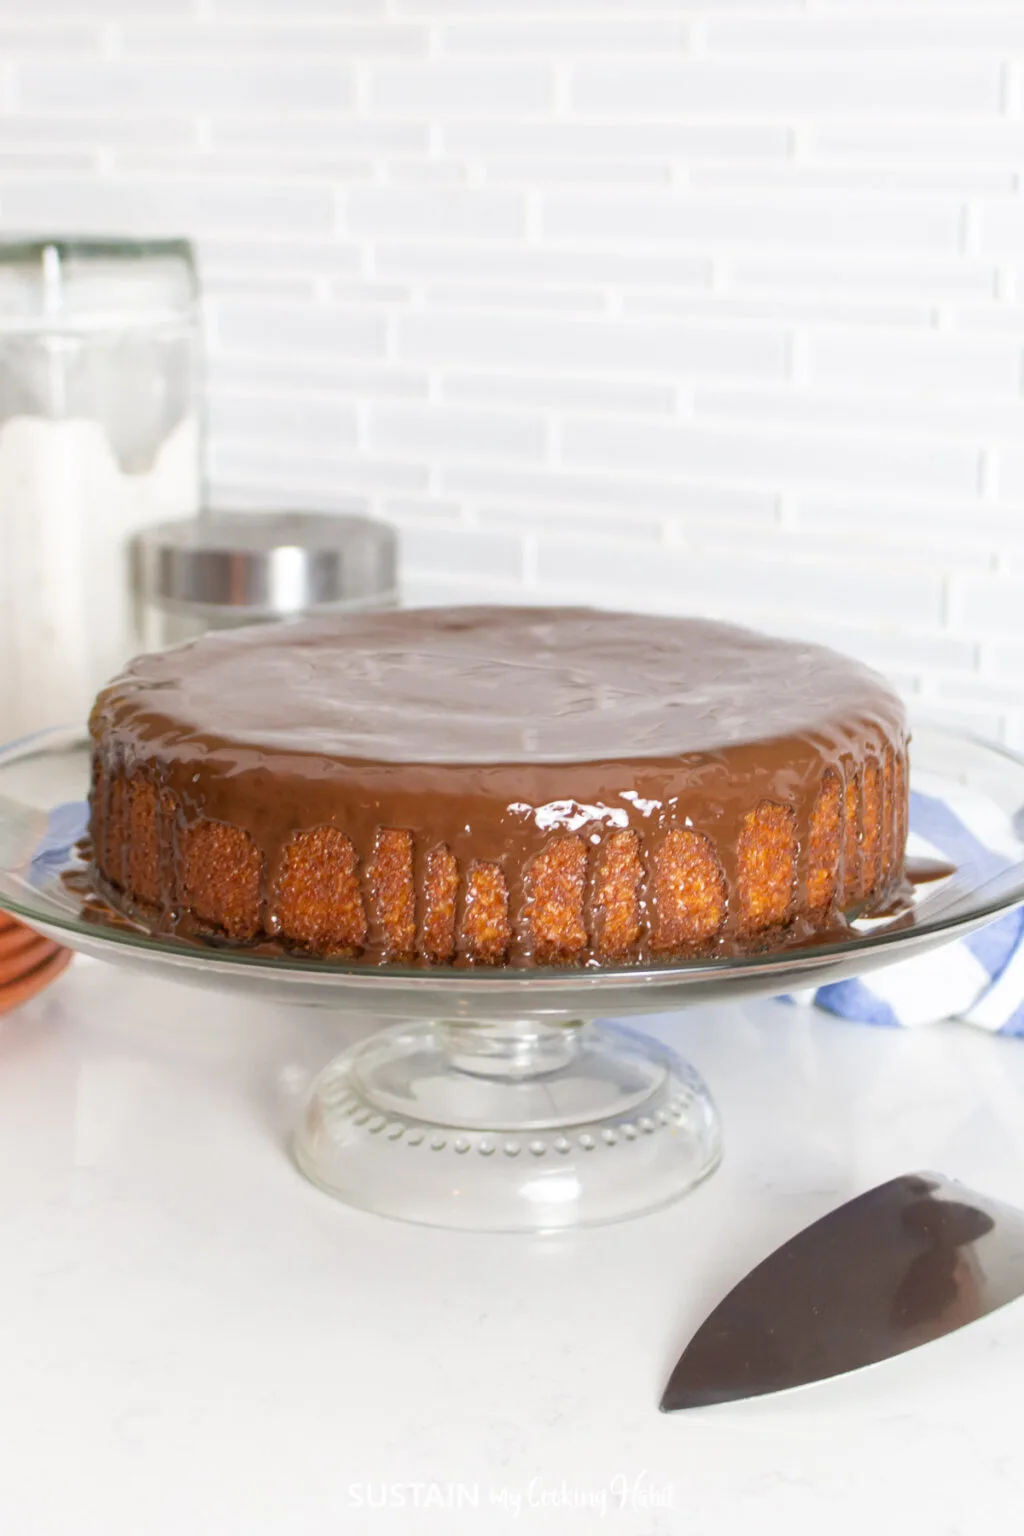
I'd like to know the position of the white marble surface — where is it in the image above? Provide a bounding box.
[2,957,1023,1535]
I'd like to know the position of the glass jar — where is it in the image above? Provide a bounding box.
[132,510,399,653]
[0,237,201,739]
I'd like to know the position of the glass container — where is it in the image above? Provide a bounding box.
[0,237,201,738]
[132,510,399,653]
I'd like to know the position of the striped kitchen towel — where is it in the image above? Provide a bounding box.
[792,780,1024,1034]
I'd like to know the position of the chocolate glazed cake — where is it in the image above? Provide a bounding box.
[87,607,909,967]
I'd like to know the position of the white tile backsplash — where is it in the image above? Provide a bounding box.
[15,61,355,113]
[727,255,998,302]
[199,237,364,274]
[693,385,1024,445]
[214,0,385,13]
[560,415,981,497]
[368,404,547,463]
[440,121,794,161]
[706,13,1024,49]
[439,370,676,415]
[1,4,1023,738]
[210,118,425,152]
[118,21,429,55]
[438,463,777,522]
[995,448,1024,500]
[374,243,715,288]
[207,391,361,449]
[541,191,963,254]
[439,18,688,52]
[397,310,789,379]
[367,62,554,114]
[207,355,428,399]
[808,332,1024,396]
[27,0,192,11]
[398,523,526,582]
[0,24,102,54]
[0,178,336,235]
[531,539,947,631]
[213,300,387,358]
[813,122,1024,165]
[346,187,527,240]
[0,115,194,147]
[424,283,607,313]
[569,61,1001,117]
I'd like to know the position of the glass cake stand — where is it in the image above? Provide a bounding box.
[1,723,1023,1232]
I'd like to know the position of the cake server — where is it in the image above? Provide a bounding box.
[661,1171,1024,1411]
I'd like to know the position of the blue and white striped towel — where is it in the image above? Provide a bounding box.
[792,778,1024,1034]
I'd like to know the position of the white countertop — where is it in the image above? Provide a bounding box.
[2,957,1023,1535]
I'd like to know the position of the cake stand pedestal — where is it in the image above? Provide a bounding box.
[295,1015,720,1230]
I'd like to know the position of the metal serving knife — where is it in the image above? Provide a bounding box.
[662,1171,1024,1411]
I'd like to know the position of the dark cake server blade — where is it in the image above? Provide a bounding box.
[661,1171,1024,1411]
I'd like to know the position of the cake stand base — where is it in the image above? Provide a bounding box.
[293,1017,722,1231]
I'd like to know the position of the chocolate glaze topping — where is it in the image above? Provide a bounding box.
[89,606,908,962]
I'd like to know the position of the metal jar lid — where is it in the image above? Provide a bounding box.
[133,510,398,616]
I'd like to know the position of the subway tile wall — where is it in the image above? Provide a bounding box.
[2,2,1024,738]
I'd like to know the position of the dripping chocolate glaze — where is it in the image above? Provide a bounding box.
[87,606,909,964]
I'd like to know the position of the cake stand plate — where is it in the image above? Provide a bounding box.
[1,723,1023,1232]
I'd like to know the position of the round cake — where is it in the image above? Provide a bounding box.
[87,606,909,965]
